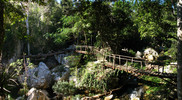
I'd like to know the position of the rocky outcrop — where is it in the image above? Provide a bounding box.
[19,62,52,89]
[135,51,142,58]
[19,62,72,89]
[143,48,159,62]
[27,88,50,100]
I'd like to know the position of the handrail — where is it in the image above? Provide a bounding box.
[75,45,176,77]
[75,45,175,76]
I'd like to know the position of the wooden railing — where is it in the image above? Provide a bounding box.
[75,45,145,69]
[104,54,145,70]
[75,45,177,78]
[75,45,95,54]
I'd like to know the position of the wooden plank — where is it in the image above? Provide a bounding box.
[113,55,115,69]
[104,63,176,78]
[75,45,177,78]
[119,55,121,65]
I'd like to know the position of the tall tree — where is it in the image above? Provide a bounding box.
[0,0,5,67]
[20,1,30,56]
[0,0,51,66]
[177,0,182,99]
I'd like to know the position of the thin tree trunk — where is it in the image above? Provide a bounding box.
[177,1,182,99]
[20,2,30,56]
[26,11,30,56]
[0,0,4,97]
[0,0,4,67]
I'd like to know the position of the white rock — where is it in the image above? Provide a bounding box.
[104,95,113,100]
[19,62,52,89]
[143,48,158,61]
[135,51,142,58]
[27,88,50,100]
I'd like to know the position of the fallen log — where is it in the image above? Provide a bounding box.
[21,49,74,58]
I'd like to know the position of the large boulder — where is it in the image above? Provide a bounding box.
[19,62,52,89]
[135,51,142,58]
[143,48,159,62]
[27,88,50,100]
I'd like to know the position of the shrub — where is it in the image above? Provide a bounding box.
[52,81,77,96]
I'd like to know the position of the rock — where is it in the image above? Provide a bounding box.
[54,54,68,64]
[51,65,70,82]
[27,88,50,100]
[147,55,154,62]
[113,99,120,100]
[135,51,142,58]
[19,62,52,89]
[143,48,158,62]
[45,56,59,69]
[158,65,176,73]
[65,56,81,67]
[131,97,140,100]
[81,97,92,100]
[66,45,75,50]
[104,95,113,100]
[130,86,143,100]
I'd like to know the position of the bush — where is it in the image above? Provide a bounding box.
[52,81,77,96]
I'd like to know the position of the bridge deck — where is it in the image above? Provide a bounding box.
[75,45,177,78]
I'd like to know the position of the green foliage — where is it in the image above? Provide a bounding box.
[133,0,176,49]
[140,75,175,99]
[0,65,20,96]
[9,59,24,76]
[65,55,81,67]
[53,81,77,96]
[71,62,120,93]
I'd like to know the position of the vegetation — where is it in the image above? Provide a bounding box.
[0,0,180,99]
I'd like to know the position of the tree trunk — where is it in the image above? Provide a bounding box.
[26,11,30,56]
[0,0,4,67]
[21,2,30,56]
[177,1,182,99]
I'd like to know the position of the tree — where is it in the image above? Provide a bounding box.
[133,0,176,51]
[0,0,52,66]
[0,0,5,67]
[177,0,182,99]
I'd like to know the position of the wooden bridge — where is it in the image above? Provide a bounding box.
[75,45,177,78]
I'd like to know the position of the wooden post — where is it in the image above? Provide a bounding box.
[162,66,164,73]
[126,60,128,66]
[103,52,104,59]
[131,58,133,64]
[126,60,128,72]
[113,55,115,69]
[119,55,121,65]
[140,61,143,69]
